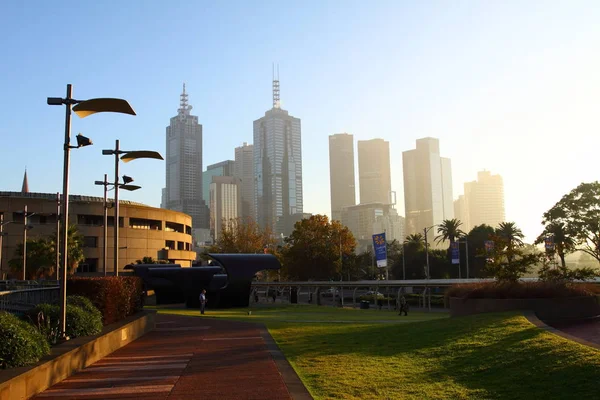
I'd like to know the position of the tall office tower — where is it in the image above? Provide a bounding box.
[254,71,303,235]
[402,137,454,237]
[160,188,166,209]
[234,142,256,220]
[165,84,208,228]
[358,139,391,205]
[329,133,356,221]
[454,195,469,231]
[202,160,235,206]
[464,170,505,230]
[209,176,242,241]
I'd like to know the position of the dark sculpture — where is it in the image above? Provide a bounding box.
[125,253,281,308]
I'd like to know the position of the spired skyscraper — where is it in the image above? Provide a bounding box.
[253,71,303,236]
[164,84,208,229]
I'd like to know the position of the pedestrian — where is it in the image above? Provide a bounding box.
[199,289,207,315]
[398,295,408,316]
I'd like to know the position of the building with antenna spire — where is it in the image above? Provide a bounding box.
[254,66,303,236]
[164,84,208,230]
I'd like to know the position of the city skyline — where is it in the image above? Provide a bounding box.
[3,1,600,243]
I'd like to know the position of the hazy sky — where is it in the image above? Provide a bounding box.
[1,1,599,243]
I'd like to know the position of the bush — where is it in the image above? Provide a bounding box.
[67,277,143,325]
[67,295,103,322]
[28,300,102,340]
[0,311,50,369]
[445,282,600,302]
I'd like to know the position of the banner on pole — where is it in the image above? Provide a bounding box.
[372,233,387,268]
[450,241,460,264]
[485,240,494,253]
[545,237,555,251]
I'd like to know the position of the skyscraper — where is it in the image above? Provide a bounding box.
[202,160,235,206]
[234,142,255,221]
[165,84,208,228]
[254,72,303,235]
[463,170,505,231]
[209,176,241,241]
[358,139,391,205]
[402,137,454,237]
[329,133,356,221]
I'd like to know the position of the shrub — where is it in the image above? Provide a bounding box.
[0,311,50,369]
[445,282,600,302]
[67,277,143,325]
[67,295,103,322]
[28,300,102,340]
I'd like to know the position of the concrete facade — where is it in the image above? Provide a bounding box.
[357,138,391,205]
[234,142,256,221]
[209,176,242,241]
[329,133,356,222]
[0,192,196,278]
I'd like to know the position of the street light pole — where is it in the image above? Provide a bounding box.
[0,215,4,279]
[402,241,406,280]
[114,140,120,276]
[23,205,28,281]
[56,193,60,281]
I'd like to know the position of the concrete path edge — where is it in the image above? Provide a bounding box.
[259,325,314,400]
[0,310,156,400]
[523,310,600,351]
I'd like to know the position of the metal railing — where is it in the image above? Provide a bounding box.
[0,286,60,314]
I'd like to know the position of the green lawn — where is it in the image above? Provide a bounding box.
[155,305,600,399]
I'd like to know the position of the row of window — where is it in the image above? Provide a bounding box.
[83,237,191,251]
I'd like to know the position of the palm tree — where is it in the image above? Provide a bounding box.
[495,222,525,249]
[435,219,465,245]
[535,221,575,267]
[404,233,425,249]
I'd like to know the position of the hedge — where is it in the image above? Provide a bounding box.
[0,311,50,369]
[67,276,143,325]
[28,301,102,340]
[445,281,600,301]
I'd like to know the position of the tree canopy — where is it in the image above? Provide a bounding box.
[208,217,275,254]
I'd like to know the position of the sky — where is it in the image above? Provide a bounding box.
[1,0,600,243]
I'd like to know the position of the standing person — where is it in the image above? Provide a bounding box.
[199,289,207,315]
[398,295,408,316]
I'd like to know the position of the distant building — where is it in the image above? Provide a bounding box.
[341,203,404,252]
[165,84,208,229]
[329,133,356,222]
[454,195,469,230]
[209,176,241,241]
[463,170,505,231]
[403,137,454,238]
[234,142,256,221]
[202,160,235,206]
[160,188,166,209]
[358,139,392,205]
[254,73,303,236]
[277,212,312,238]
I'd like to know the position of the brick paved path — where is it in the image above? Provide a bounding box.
[33,314,309,400]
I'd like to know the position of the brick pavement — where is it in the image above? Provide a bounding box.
[32,314,311,400]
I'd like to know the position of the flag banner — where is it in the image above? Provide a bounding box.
[485,240,495,253]
[372,233,387,268]
[545,237,555,251]
[451,241,460,264]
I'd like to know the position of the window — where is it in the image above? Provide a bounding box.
[165,240,175,250]
[77,214,103,226]
[165,222,184,233]
[129,218,162,230]
[77,259,98,273]
[83,236,98,248]
[177,241,184,250]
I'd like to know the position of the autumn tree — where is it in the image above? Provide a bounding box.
[281,215,356,281]
[541,182,600,264]
[209,217,275,254]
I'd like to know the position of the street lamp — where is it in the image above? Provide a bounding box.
[95,174,141,276]
[22,205,36,281]
[47,84,136,338]
[102,140,163,275]
[0,216,12,280]
[423,225,439,280]
[457,236,469,279]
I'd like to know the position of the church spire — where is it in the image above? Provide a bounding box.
[21,169,29,193]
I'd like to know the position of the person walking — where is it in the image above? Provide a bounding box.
[398,295,408,316]
[199,289,207,315]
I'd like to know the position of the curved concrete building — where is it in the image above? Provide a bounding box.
[0,191,196,278]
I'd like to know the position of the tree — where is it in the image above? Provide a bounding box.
[209,217,275,254]
[8,225,85,279]
[495,222,525,249]
[485,235,539,282]
[404,234,425,250]
[435,219,465,245]
[534,222,576,267]
[541,182,600,264]
[281,215,356,281]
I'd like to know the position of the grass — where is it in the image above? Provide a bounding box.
[155,305,600,399]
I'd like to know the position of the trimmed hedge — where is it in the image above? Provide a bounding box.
[0,311,50,369]
[67,277,143,325]
[28,301,102,340]
[445,282,600,301]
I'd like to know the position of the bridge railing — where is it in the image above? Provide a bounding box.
[0,286,60,314]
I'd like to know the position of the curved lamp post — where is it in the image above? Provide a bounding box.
[0,216,12,280]
[102,141,163,275]
[47,84,136,339]
[95,174,141,276]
